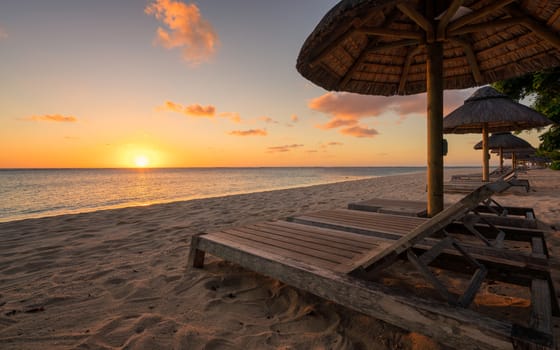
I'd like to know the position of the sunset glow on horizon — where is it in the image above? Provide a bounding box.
[0,0,547,169]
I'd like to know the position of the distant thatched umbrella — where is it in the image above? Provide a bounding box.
[297,0,560,216]
[473,132,532,170]
[443,87,551,181]
[500,147,537,166]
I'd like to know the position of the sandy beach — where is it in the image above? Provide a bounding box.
[0,168,559,350]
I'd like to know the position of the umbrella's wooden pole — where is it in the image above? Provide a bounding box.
[427,42,444,217]
[499,146,503,171]
[482,123,489,181]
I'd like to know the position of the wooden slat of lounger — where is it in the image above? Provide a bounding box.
[348,198,427,216]
[294,209,425,235]
[255,221,382,249]
[206,221,391,272]
[225,226,362,259]
[207,231,340,270]
[351,181,512,274]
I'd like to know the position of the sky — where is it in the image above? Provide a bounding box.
[0,0,547,168]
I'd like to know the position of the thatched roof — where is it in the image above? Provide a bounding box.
[501,147,537,159]
[473,132,532,150]
[443,86,553,134]
[296,0,560,96]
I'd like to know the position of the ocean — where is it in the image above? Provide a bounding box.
[0,167,434,222]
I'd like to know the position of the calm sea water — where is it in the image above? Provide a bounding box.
[0,167,429,222]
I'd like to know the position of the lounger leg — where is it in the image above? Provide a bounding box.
[188,234,206,269]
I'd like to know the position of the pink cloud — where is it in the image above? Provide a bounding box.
[161,100,184,113]
[26,114,77,123]
[317,118,358,130]
[290,114,299,122]
[185,104,215,116]
[309,90,474,120]
[145,0,219,66]
[340,125,379,138]
[267,144,304,153]
[229,129,267,136]
[158,100,215,117]
[308,89,476,137]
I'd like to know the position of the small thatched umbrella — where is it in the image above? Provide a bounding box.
[297,0,560,216]
[473,132,532,170]
[444,86,551,181]
[500,147,537,167]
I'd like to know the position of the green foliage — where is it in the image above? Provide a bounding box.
[492,67,560,152]
[550,160,560,171]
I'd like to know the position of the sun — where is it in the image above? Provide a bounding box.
[134,155,150,168]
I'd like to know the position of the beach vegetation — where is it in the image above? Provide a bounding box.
[493,67,560,154]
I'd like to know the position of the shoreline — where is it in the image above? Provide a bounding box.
[0,168,558,349]
[0,169,425,224]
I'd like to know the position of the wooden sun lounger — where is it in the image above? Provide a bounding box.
[347,197,538,228]
[188,180,555,349]
[445,171,531,193]
[451,168,514,182]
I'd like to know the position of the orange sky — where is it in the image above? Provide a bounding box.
[0,0,547,168]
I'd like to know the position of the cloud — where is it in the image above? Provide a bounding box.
[317,118,358,130]
[308,90,475,137]
[228,129,267,136]
[290,114,299,122]
[309,92,426,122]
[26,114,77,123]
[159,100,245,123]
[160,100,184,113]
[259,116,278,124]
[185,104,215,116]
[158,100,216,117]
[145,0,219,65]
[340,125,379,138]
[326,142,343,147]
[267,144,304,153]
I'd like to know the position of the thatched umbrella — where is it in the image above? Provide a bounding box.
[444,86,551,181]
[296,0,560,216]
[500,147,537,167]
[473,132,532,170]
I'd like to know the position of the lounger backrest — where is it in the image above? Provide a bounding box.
[350,179,512,274]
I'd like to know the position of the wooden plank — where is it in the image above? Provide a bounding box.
[226,226,361,259]
[532,237,547,259]
[258,221,377,249]
[187,233,206,268]
[296,210,424,233]
[218,229,360,266]
[352,181,511,273]
[252,222,375,251]
[290,216,407,240]
[193,235,539,349]
[206,231,341,270]
[407,250,456,304]
[266,221,383,247]
[458,266,487,307]
[419,236,453,265]
[529,279,553,346]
